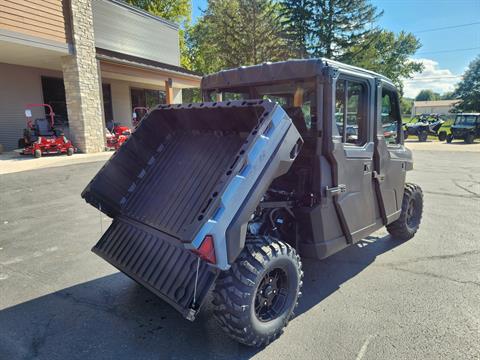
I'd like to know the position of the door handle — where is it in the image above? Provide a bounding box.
[363,162,372,173]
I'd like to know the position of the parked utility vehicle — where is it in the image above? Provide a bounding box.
[19,104,75,158]
[82,59,423,347]
[404,113,445,142]
[446,113,480,144]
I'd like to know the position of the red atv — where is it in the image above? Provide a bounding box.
[132,107,149,128]
[20,104,76,158]
[105,122,131,151]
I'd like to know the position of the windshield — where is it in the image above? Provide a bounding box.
[205,80,317,134]
[455,115,477,126]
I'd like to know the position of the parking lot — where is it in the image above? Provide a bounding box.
[0,143,479,360]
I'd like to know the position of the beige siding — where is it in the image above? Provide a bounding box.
[0,0,68,43]
[0,62,63,150]
[107,79,132,127]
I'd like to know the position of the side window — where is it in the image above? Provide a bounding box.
[335,79,368,145]
[381,87,402,145]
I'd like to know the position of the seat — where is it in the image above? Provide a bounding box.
[35,118,55,136]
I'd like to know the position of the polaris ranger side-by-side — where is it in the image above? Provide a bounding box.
[82,59,423,347]
[446,113,480,144]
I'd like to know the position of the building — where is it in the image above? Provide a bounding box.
[411,100,460,117]
[0,0,201,152]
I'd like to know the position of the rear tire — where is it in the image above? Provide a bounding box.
[67,147,74,156]
[212,236,303,347]
[438,131,447,142]
[387,183,423,241]
[446,134,453,143]
[465,133,474,144]
[34,149,41,158]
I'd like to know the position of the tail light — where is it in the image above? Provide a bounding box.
[191,235,216,264]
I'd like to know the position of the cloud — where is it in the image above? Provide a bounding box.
[402,58,461,98]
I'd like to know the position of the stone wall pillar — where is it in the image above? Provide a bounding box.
[62,0,104,153]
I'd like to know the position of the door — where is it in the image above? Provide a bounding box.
[328,75,377,243]
[373,82,408,223]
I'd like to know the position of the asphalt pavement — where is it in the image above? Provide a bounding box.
[0,146,479,360]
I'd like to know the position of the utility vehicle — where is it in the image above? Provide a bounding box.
[404,113,445,142]
[82,59,423,347]
[446,113,480,144]
[19,104,75,158]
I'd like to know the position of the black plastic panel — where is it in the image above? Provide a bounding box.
[93,217,218,318]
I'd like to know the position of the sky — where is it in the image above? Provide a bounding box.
[191,0,480,98]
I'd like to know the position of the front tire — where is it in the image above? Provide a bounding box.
[67,147,74,156]
[446,134,453,143]
[387,183,423,241]
[34,149,42,158]
[418,130,428,142]
[212,236,303,347]
[438,131,447,142]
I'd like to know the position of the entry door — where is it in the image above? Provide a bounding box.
[329,76,377,243]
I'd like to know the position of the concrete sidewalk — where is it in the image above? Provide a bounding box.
[0,150,112,175]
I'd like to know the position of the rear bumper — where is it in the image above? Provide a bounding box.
[93,216,219,320]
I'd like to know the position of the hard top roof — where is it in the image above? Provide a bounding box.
[201,58,394,90]
[456,113,480,116]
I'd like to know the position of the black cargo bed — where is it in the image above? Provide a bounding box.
[82,103,267,241]
[122,131,243,239]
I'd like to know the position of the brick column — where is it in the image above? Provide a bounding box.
[62,0,104,153]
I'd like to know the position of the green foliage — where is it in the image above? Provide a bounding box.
[126,0,192,68]
[453,55,480,112]
[188,0,292,74]
[310,0,383,58]
[400,97,413,115]
[126,0,190,24]
[279,0,313,58]
[415,89,441,101]
[345,30,423,93]
[440,91,455,100]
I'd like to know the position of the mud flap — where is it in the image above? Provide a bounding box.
[93,217,219,320]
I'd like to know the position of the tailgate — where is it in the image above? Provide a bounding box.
[93,216,218,320]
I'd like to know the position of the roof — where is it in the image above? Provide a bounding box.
[413,100,460,107]
[96,48,202,79]
[201,58,394,90]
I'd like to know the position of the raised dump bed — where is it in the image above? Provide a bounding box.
[82,100,302,318]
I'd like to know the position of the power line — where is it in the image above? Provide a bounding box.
[413,21,480,34]
[403,76,462,82]
[417,46,480,55]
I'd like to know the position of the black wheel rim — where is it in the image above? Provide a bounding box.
[406,198,418,228]
[255,268,288,322]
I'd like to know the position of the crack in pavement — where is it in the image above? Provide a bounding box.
[452,180,480,197]
[382,249,480,266]
[424,190,479,199]
[380,264,480,287]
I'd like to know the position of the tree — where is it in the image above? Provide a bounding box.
[453,55,480,112]
[440,91,455,100]
[188,0,291,74]
[279,0,313,58]
[415,89,440,101]
[310,0,383,58]
[345,30,423,93]
[126,0,192,68]
[401,97,413,115]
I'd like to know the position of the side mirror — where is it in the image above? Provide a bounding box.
[25,109,32,118]
[132,112,137,119]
